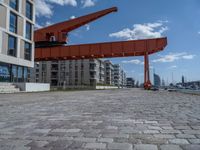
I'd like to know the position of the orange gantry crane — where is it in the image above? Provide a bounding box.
[34,7,167,89]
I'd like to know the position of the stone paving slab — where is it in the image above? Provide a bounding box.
[133,144,158,150]
[160,145,182,150]
[0,89,200,149]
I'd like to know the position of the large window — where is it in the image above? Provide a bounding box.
[24,42,32,60]
[0,63,11,82]
[9,0,18,11]
[26,22,32,40]
[26,0,33,20]
[8,35,17,57]
[10,12,17,33]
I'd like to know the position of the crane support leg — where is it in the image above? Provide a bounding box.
[144,53,152,90]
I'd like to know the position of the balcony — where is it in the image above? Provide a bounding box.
[89,66,96,71]
[51,68,58,72]
[90,75,96,79]
[100,65,104,69]
[51,75,58,79]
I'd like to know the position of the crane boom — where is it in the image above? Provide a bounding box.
[34,7,117,47]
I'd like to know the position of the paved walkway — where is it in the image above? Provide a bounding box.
[0,89,200,150]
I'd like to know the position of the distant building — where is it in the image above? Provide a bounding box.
[182,75,185,85]
[179,80,200,89]
[104,60,114,85]
[135,81,139,88]
[0,0,35,82]
[126,77,135,88]
[154,73,161,87]
[121,70,126,87]
[31,59,127,88]
[161,79,165,87]
[113,64,121,87]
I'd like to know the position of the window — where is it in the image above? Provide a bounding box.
[10,12,17,33]
[11,65,17,82]
[0,63,11,82]
[26,22,32,40]
[18,66,23,82]
[24,42,32,60]
[24,67,28,82]
[10,0,18,11]
[8,35,17,57]
[42,64,46,70]
[26,1,33,20]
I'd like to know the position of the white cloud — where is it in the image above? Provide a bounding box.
[34,21,53,30]
[82,0,96,8]
[35,0,97,18]
[35,0,53,17]
[45,21,53,26]
[109,21,168,40]
[152,52,196,63]
[122,59,144,65]
[70,15,76,19]
[182,55,196,59]
[35,0,77,17]
[150,66,154,69]
[168,65,177,69]
[85,24,90,31]
[35,23,43,30]
[48,0,77,6]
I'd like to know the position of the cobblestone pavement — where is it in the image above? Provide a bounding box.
[0,89,200,150]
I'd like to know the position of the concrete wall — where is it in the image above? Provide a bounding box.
[21,0,26,16]
[4,0,9,5]
[1,32,8,55]
[96,86,118,90]
[20,39,24,59]
[51,85,118,90]
[0,5,7,29]
[15,83,50,92]
[17,16,24,36]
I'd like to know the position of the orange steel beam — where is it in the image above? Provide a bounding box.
[34,7,117,44]
[35,37,167,61]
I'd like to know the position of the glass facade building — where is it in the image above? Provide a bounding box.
[0,0,35,82]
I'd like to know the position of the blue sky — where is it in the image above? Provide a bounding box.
[35,0,200,84]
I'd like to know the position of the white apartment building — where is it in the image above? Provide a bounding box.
[30,58,127,88]
[113,64,121,87]
[31,59,105,87]
[104,60,114,85]
[0,0,35,82]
